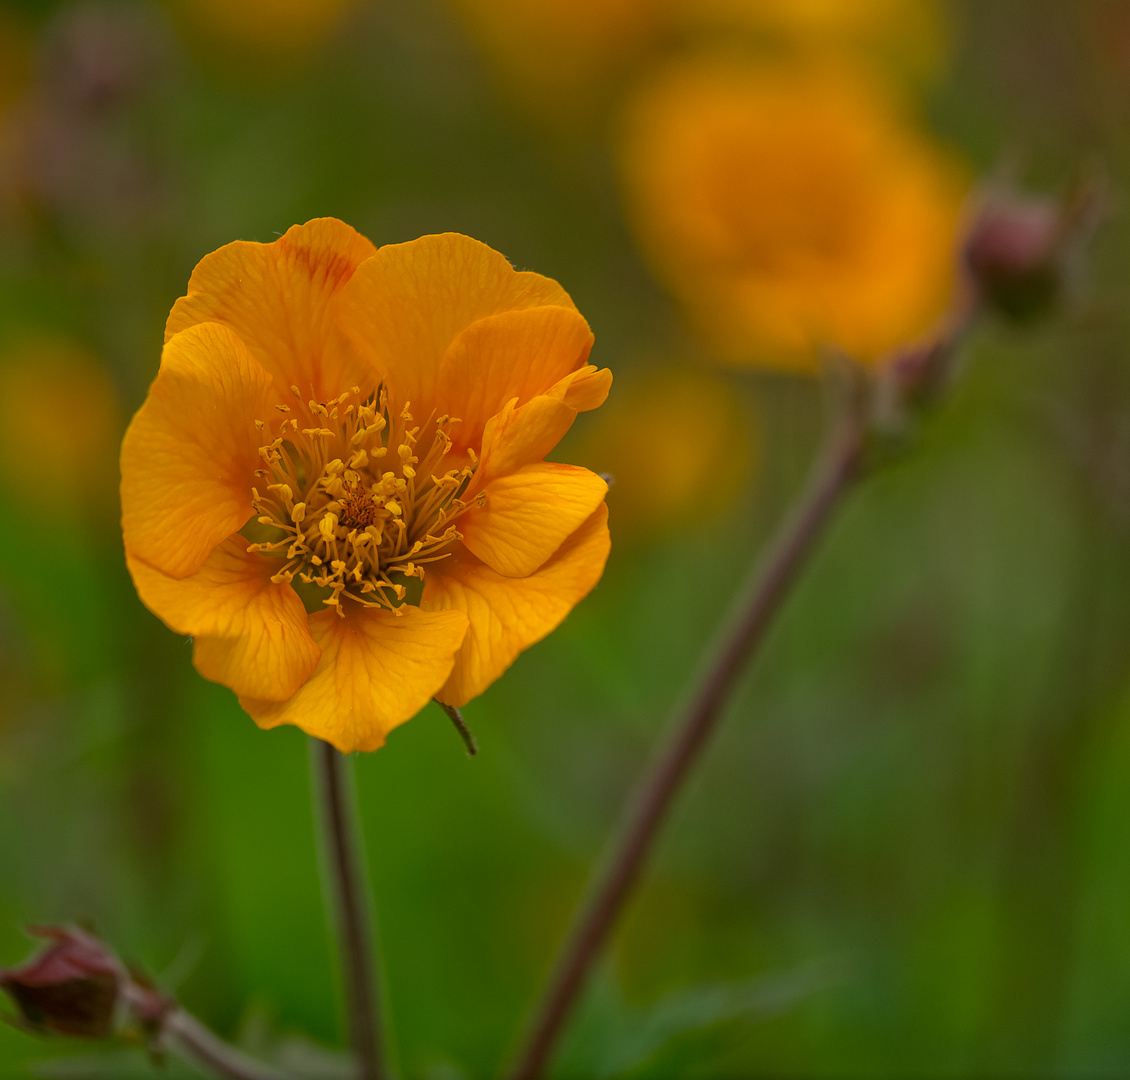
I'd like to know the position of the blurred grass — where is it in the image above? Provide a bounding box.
[4,0,1130,1077]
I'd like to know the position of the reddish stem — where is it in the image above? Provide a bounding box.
[313,739,387,1080]
[505,415,868,1080]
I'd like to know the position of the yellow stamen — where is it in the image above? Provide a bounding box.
[249,388,473,615]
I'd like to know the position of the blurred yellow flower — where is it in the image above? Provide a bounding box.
[0,9,28,113]
[672,0,949,82]
[618,58,968,369]
[447,0,660,122]
[447,0,946,126]
[176,0,358,60]
[0,338,121,519]
[120,219,611,752]
[575,367,753,540]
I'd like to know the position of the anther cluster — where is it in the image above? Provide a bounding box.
[247,386,481,614]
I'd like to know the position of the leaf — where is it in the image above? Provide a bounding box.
[593,957,845,1078]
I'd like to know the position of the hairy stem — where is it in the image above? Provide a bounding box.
[163,1008,298,1080]
[311,738,387,1080]
[505,413,868,1080]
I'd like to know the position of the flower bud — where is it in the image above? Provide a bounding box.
[964,196,1062,321]
[0,927,123,1039]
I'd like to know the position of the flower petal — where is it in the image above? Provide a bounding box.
[545,363,614,413]
[435,305,594,453]
[470,364,614,489]
[121,322,272,578]
[425,504,610,706]
[461,463,608,577]
[165,218,379,402]
[474,395,578,487]
[334,233,579,421]
[240,604,470,753]
[127,536,320,702]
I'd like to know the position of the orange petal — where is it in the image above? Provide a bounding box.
[545,364,613,413]
[425,504,610,706]
[127,536,320,702]
[435,305,594,453]
[240,604,470,753]
[474,394,577,488]
[165,218,378,402]
[334,233,578,421]
[461,463,608,577]
[470,365,613,488]
[121,322,272,579]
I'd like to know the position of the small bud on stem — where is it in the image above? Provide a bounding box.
[0,927,125,1039]
[1,927,295,1080]
[964,172,1104,322]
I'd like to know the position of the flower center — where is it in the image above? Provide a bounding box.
[245,385,479,614]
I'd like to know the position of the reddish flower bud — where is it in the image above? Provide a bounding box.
[964,195,1062,320]
[0,927,123,1039]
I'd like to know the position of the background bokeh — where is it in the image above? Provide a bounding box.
[2,0,1130,1076]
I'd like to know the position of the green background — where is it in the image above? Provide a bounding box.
[2,1,1130,1076]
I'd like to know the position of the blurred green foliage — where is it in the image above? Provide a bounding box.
[3,0,1130,1077]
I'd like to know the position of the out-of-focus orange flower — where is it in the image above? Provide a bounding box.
[448,0,946,127]
[176,0,358,61]
[0,338,122,518]
[672,0,949,83]
[120,219,611,752]
[447,0,660,122]
[0,9,30,214]
[618,58,968,370]
[576,367,753,540]
[0,10,29,114]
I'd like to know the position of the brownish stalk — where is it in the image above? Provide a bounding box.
[3,926,302,1080]
[160,1007,298,1080]
[505,406,870,1080]
[311,738,387,1080]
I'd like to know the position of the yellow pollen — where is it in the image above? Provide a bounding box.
[248,386,474,615]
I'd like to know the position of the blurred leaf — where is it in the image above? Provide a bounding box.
[31,1047,201,1078]
[567,958,845,1079]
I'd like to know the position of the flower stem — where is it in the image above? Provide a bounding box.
[504,411,868,1080]
[162,1008,298,1080]
[311,738,387,1080]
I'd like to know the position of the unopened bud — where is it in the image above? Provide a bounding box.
[964,196,1062,321]
[0,927,122,1039]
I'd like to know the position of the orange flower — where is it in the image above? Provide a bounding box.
[175,0,358,61]
[618,58,968,369]
[446,0,660,124]
[0,337,121,521]
[671,0,950,84]
[575,366,754,541]
[121,220,611,752]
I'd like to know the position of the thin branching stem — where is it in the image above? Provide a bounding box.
[312,738,387,1080]
[504,409,869,1080]
[163,1008,298,1080]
